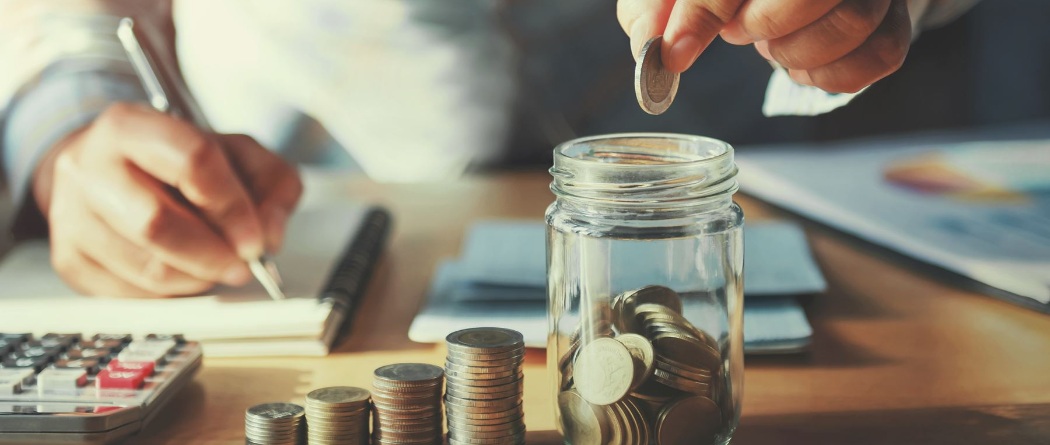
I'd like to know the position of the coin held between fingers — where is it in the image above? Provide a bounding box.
[635,36,681,115]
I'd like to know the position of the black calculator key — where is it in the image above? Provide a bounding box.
[17,342,63,357]
[92,334,132,344]
[2,355,51,372]
[41,334,80,348]
[79,339,125,352]
[145,334,185,344]
[52,358,102,375]
[0,340,12,356]
[0,333,31,343]
[64,348,110,361]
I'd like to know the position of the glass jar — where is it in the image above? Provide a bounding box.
[546,133,744,445]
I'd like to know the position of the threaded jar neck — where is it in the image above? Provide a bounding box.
[549,133,738,210]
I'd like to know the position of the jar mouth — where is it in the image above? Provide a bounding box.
[550,133,738,205]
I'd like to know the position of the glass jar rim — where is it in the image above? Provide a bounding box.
[553,133,732,169]
[550,133,738,207]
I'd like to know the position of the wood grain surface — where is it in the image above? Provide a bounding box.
[132,171,1050,445]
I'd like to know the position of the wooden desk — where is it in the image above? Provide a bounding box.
[135,171,1050,444]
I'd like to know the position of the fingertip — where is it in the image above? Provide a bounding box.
[720,20,753,45]
[229,219,265,259]
[629,18,656,59]
[663,34,704,73]
[788,69,815,86]
[753,40,774,61]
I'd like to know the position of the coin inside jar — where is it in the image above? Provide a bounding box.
[559,390,611,445]
[573,338,636,406]
[614,333,655,389]
[655,396,722,445]
[634,36,680,115]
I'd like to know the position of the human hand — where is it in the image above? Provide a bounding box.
[32,103,303,297]
[617,0,914,93]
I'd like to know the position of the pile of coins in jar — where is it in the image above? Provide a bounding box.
[558,285,726,445]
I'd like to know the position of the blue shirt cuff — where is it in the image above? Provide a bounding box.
[1,59,147,236]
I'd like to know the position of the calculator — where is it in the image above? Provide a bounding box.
[0,333,202,444]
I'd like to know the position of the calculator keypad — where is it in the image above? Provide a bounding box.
[0,332,200,400]
[0,333,203,444]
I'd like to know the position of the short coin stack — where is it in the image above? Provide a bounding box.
[244,402,305,445]
[304,386,371,445]
[444,327,526,445]
[558,285,725,445]
[371,363,445,445]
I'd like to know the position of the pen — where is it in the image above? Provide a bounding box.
[116,17,287,301]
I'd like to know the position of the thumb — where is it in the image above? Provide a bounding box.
[618,0,675,58]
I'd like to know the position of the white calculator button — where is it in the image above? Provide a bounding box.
[0,377,20,395]
[36,369,87,394]
[117,349,167,365]
[125,340,176,354]
[0,369,35,385]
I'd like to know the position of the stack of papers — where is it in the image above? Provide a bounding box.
[737,138,1050,310]
[409,220,825,354]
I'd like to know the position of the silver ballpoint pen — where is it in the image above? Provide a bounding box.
[116,17,287,300]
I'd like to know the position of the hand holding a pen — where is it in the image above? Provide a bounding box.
[31,103,303,298]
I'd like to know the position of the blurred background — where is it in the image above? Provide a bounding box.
[270,0,1050,171]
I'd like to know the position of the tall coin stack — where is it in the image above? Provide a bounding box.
[444,327,527,445]
[371,363,445,445]
[304,386,371,445]
[244,402,305,445]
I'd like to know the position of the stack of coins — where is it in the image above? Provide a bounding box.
[244,402,306,445]
[304,386,371,445]
[444,327,526,445]
[371,363,445,445]
[558,285,725,445]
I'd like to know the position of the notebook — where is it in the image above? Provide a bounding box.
[0,204,391,357]
[409,220,822,354]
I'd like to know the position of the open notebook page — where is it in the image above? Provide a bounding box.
[0,206,366,346]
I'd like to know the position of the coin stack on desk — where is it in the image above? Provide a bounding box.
[444,327,527,445]
[370,363,445,445]
[304,386,370,445]
[558,285,726,445]
[244,402,306,445]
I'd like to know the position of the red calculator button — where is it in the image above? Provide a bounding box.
[95,369,145,390]
[107,359,156,376]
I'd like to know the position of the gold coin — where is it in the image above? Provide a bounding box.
[656,396,722,444]
[634,36,680,115]
[558,390,610,445]
[652,333,721,371]
[574,338,636,406]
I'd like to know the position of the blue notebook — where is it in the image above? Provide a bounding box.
[409,220,823,354]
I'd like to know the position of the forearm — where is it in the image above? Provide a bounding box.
[0,0,169,237]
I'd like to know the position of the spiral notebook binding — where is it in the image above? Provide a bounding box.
[319,207,393,345]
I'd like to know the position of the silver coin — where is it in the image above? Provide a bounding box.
[245,403,305,421]
[634,36,680,115]
[374,363,444,383]
[306,386,370,406]
[446,327,524,351]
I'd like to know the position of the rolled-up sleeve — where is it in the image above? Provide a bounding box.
[3,60,147,218]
